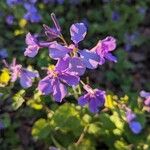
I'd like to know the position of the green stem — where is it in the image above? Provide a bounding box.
[75,125,88,146]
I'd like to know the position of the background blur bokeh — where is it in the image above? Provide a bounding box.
[0,0,150,149]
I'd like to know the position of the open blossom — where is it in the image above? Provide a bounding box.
[78,85,105,113]
[38,57,81,102]
[48,22,100,69]
[7,59,39,88]
[126,109,142,134]
[91,36,117,65]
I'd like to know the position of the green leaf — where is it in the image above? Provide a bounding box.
[52,103,83,136]
[12,90,25,110]
[0,113,11,128]
[32,118,51,140]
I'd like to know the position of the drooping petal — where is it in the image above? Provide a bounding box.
[89,97,99,113]
[79,49,100,69]
[78,95,88,106]
[105,53,117,63]
[94,90,105,107]
[129,121,142,134]
[102,36,116,52]
[52,79,67,102]
[68,57,86,76]
[38,76,54,95]
[49,42,70,59]
[59,73,79,86]
[70,23,87,44]
[55,56,70,72]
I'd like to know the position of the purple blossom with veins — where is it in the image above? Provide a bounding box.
[126,109,142,134]
[38,56,81,102]
[78,85,105,113]
[91,36,117,65]
[48,22,100,69]
[4,59,39,88]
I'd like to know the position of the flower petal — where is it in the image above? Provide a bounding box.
[70,23,87,44]
[105,53,117,63]
[38,76,54,95]
[79,49,100,69]
[68,57,86,76]
[55,56,70,72]
[89,97,99,113]
[78,95,88,106]
[49,42,70,59]
[59,73,79,86]
[20,69,38,88]
[94,90,105,107]
[129,121,142,134]
[52,79,67,102]
[25,32,37,45]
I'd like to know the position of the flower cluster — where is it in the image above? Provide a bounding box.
[6,0,41,23]
[22,13,118,113]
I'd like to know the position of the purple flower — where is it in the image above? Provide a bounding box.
[38,57,80,102]
[6,15,14,25]
[8,59,39,88]
[48,22,99,70]
[56,0,64,4]
[137,7,147,15]
[24,3,41,23]
[7,0,21,6]
[0,121,4,130]
[29,0,37,4]
[111,11,120,21]
[0,49,8,59]
[124,32,139,51]
[70,23,87,44]
[78,85,105,113]
[129,121,142,134]
[24,33,40,57]
[91,36,117,65]
[126,109,142,134]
